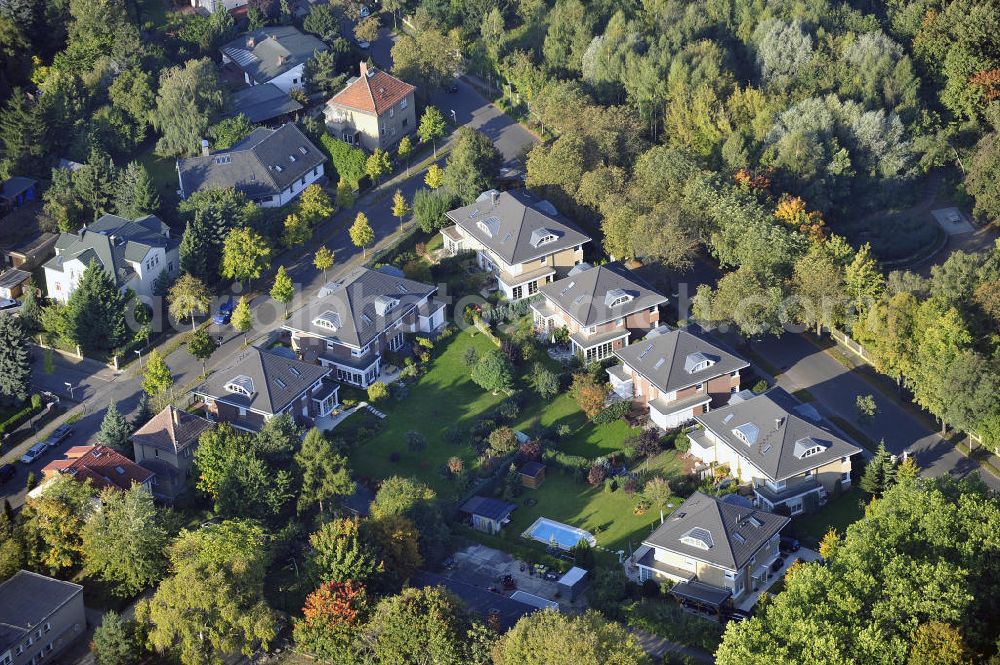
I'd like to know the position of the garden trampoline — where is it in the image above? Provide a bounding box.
[522,517,597,550]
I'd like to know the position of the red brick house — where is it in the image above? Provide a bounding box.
[41,445,155,493]
[531,262,668,363]
[609,328,749,429]
[192,347,337,432]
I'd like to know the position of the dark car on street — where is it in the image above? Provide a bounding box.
[779,536,801,553]
[44,424,74,448]
[213,298,236,325]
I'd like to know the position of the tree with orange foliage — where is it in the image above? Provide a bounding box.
[774,194,826,241]
[570,373,607,420]
[293,580,368,662]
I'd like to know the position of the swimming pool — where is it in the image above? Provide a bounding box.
[523,517,597,550]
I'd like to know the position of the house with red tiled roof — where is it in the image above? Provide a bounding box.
[40,445,155,494]
[324,62,417,152]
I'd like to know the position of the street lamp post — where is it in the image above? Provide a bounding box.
[64,382,74,400]
[134,349,142,369]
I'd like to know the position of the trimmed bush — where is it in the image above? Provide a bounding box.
[319,134,367,188]
[593,400,632,425]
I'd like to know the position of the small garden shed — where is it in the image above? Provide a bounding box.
[518,461,546,489]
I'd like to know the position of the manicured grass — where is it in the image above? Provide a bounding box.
[348,330,506,498]
[137,150,180,212]
[513,392,641,458]
[502,450,688,553]
[791,487,866,546]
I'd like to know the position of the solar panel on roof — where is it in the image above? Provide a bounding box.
[638,344,654,359]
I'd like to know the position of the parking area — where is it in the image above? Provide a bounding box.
[439,544,586,610]
[931,207,974,235]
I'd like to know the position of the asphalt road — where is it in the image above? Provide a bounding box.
[0,26,538,509]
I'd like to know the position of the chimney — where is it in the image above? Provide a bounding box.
[278,54,289,65]
[359,61,368,77]
[775,417,784,428]
[201,139,210,156]
[172,406,180,427]
[490,190,499,206]
[246,36,256,48]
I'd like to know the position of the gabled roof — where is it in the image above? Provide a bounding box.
[283,267,436,348]
[132,406,212,455]
[643,492,789,570]
[537,262,667,327]
[0,571,82,651]
[42,445,154,492]
[0,176,36,199]
[44,214,174,286]
[194,347,331,416]
[228,82,303,123]
[177,124,325,200]
[221,26,327,84]
[446,190,591,267]
[694,388,863,481]
[327,62,416,116]
[614,328,749,395]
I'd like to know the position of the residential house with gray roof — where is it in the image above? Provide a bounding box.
[634,492,789,609]
[690,388,862,514]
[441,190,591,301]
[227,82,303,125]
[221,26,327,93]
[531,262,667,363]
[0,570,85,665]
[43,213,178,303]
[132,406,213,500]
[609,327,749,429]
[192,347,337,432]
[176,123,326,208]
[283,267,446,388]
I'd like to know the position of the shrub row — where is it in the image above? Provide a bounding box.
[592,399,632,425]
[0,395,44,436]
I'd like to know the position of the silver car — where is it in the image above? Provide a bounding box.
[20,443,48,464]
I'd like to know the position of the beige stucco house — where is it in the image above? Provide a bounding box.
[634,492,789,610]
[324,62,417,152]
[689,388,862,515]
[442,190,591,300]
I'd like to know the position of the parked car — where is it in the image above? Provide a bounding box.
[356,39,370,49]
[947,211,963,225]
[0,298,19,311]
[359,4,370,17]
[723,609,753,622]
[43,424,74,448]
[779,536,800,553]
[20,443,48,464]
[445,81,459,93]
[0,463,16,485]
[213,298,236,325]
[769,558,784,573]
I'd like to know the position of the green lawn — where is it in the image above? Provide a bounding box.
[792,487,866,546]
[348,329,648,500]
[137,150,180,213]
[502,450,688,553]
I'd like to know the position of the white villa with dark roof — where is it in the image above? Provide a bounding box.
[176,124,325,208]
[531,262,667,362]
[283,267,446,388]
[441,190,591,300]
[634,492,789,609]
[609,327,749,429]
[43,213,179,303]
[689,388,863,514]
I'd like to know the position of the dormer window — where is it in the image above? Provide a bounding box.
[224,375,255,397]
[374,296,399,316]
[794,437,829,459]
[731,423,759,445]
[529,228,558,248]
[477,216,501,238]
[684,352,717,374]
[604,288,633,308]
[680,527,714,550]
[313,311,341,331]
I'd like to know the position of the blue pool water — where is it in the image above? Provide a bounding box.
[524,517,597,549]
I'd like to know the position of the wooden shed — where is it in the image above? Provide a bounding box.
[518,461,546,489]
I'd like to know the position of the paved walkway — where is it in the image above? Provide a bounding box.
[629,628,715,663]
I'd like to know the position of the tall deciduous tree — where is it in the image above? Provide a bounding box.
[391,27,462,93]
[293,580,368,663]
[307,517,383,585]
[168,274,212,332]
[187,328,217,378]
[494,609,649,664]
[391,189,408,232]
[232,296,253,346]
[141,349,173,402]
[221,228,272,288]
[365,147,392,184]
[207,114,254,150]
[298,184,334,225]
[424,163,444,189]
[83,486,169,597]
[270,265,294,318]
[365,586,472,665]
[349,212,375,258]
[282,212,310,248]
[0,314,30,403]
[18,475,97,574]
[417,106,447,157]
[314,246,334,281]
[296,428,355,514]
[96,400,131,453]
[442,127,502,204]
[152,58,223,157]
[470,350,513,394]
[92,610,144,665]
[138,519,277,664]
